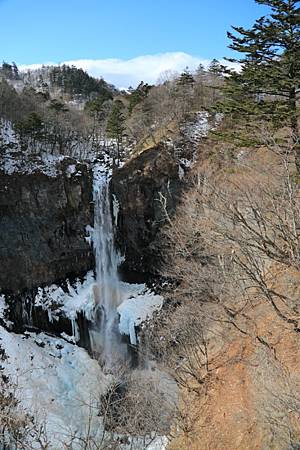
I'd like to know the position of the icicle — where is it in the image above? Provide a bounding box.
[71,318,79,342]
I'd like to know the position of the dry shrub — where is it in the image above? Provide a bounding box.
[145,139,300,448]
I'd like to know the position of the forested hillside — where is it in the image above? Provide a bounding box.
[0,59,223,160]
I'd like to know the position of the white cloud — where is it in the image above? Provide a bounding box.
[19,52,239,88]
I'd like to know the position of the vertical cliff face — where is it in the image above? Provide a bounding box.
[111,144,183,280]
[0,159,94,296]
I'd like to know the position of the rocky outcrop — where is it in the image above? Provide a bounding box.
[0,159,94,296]
[6,294,93,352]
[111,144,183,280]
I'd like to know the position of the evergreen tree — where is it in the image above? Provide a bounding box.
[221,0,300,165]
[196,63,206,75]
[1,62,14,80]
[128,82,152,114]
[174,68,196,117]
[208,59,225,76]
[195,63,207,82]
[85,97,107,120]
[49,65,115,100]
[15,112,44,141]
[177,67,195,86]
[11,62,19,79]
[106,100,126,162]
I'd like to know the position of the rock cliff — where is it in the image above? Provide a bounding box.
[0,160,93,295]
[111,144,183,280]
[0,159,94,341]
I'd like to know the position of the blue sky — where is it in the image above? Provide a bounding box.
[0,0,269,86]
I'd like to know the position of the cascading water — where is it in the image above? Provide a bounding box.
[90,169,128,369]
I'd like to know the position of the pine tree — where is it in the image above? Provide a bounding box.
[1,62,13,80]
[196,63,206,75]
[49,65,114,100]
[128,81,152,114]
[11,62,19,80]
[208,59,225,76]
[106,100,126,163]
[221,0,300,166]
[85,97,107,121]
[15,112,44,141]
[177,67,195,86]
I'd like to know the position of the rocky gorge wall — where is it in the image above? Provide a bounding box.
[0,160,94,295]
[0,159,95,344]
[111,112,215,281]
[0,112,209,347]
[111,143,184,281]
[0,142,181,347]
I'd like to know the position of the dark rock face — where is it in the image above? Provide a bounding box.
[0,160,94,295]
[4,289,93,352]
[111,144,183,279]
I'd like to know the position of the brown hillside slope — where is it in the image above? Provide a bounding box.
[153,140,300,450]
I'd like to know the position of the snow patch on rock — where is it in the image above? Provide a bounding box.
[0,295,7,319]
[118,291,163,346]
[34,271,96,326]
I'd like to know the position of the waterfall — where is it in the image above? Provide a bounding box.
[90,170,127,369]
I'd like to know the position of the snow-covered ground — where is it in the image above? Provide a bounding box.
[183,111,211,143]
[0,119,81,177]
[0,324,170,449]
[164,111,223,180]
[0,119,118,177]
[1,272,167,449]
[0,322,169,450]
[0,325,111,448]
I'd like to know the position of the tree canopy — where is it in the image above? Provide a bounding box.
[219,0,300,158]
